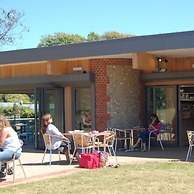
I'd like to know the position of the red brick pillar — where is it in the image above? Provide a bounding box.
[90,59,110,131]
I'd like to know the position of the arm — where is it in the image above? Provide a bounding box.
[82,116,88,125]
[149,122,161,134]
[0,128,9,147]
[82,116,91,126]
[48,124,70,142]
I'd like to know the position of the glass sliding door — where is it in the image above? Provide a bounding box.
[146,86,177,146]
[73,87,91,131]
[35,87,64,149]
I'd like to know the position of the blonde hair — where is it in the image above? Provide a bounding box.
[0,115,11,131]
[41,113,52,134]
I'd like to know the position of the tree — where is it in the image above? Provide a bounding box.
[0,8,27,46]
[38,31,135,47]
[87,32,102,42]
[101,31,135,40]
[0,94,33,103]
[37,32,86,47]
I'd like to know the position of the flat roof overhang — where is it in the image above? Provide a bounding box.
[0,73,94,92]
[0,30,194,66]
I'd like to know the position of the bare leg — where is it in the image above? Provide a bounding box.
[65,150,70,162]
[75,151,80,162]
[133,138,141,148]
[142,143,146,152]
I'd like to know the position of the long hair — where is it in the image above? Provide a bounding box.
[151,113,160,125]
[0,115,11,132]
[41,113,52,134]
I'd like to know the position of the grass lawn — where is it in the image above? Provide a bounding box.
[0,162,194,194]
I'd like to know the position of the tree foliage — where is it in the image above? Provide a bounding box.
[101,31,135,40]
[87,32,102,42]
[38,32,86,47]
[0,7,27,46]
[38,31,135,47]
[0,94,33,103]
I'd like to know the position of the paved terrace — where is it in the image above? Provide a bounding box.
[0,145,190,187]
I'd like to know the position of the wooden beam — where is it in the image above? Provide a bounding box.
[132,52,156,71]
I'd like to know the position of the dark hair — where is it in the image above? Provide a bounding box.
[151,113,160,125]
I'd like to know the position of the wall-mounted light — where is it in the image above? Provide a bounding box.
[156,57,168,63]
[156,57,168,73]
[73,67,83,71]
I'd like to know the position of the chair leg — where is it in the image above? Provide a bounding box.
[114,138,118,153]
[13,159,16,182]
[190,146,193,160]
[159,139,164,150]
[70,148,77,165]
[149,136,164,151]
[186,146,191,161]
[188,146,193,159]
[49,149,52,166]
[148,137,151,151]
[18,158,27,178]
[107,147,113,158]
[111,146,118,164]
[42,149,47,164]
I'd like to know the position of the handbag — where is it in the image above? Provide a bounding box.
[79,153,99,169]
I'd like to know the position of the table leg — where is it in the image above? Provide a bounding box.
[124,130,127,149]
[125,129,135,152]
[130,129,134,147]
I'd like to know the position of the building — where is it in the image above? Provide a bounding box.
[0,30,194,149]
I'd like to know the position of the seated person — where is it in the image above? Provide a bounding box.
[82,112,91,128]
[0,115,22,178]
[41,113,80,162]
[132,113,161,152]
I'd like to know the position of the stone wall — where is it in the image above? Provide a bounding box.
[107,65,140,128]
[90,58,141,131]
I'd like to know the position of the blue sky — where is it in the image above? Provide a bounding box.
[1,0,194,51]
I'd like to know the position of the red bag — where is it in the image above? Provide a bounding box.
[79,153,99,169]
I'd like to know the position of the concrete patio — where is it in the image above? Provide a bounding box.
[0,145,190,187]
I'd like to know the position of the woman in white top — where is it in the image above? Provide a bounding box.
[0,115,21,178]
[41,114,80,162]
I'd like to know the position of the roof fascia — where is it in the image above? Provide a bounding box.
[0,73,94,88]
[141,71,194,81]
[0,30,194,65]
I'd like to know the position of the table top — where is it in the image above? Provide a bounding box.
[14,123,27,127]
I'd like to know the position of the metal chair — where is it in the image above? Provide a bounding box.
[19,125,34,145]
[112,128,131,151]
[70,132,95,165]
[148,129,164,151]
[41,134,62,166]
[94,131,118,164]
[4,139,27,183]
[186,130,194,161]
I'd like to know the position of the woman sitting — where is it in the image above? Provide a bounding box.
[82,112,91,128]
[41,113,80,162]
[132,113,161,152]
[0,115,21,178]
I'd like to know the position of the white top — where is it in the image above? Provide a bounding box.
[2,129,22,153]
[46,124,63,150]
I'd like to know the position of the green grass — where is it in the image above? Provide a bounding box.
[1,162,194,194]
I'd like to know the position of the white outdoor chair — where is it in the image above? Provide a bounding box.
[148,129,164,151]
[41,134,62,166]
[4,139,27,183]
